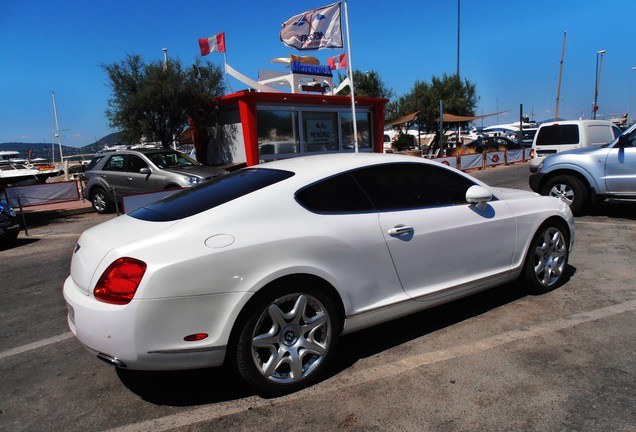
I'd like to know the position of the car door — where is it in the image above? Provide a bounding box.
[352,163,517,301]
[605,131,636,193]
[123,154,159,194]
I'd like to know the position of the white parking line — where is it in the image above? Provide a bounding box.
[104,299,636,432]
[0,332,73,360]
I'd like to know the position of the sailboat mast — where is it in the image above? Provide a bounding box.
[554,30,567,121]
[51,92,64,166]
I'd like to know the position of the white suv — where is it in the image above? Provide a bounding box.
[529,120,622,171]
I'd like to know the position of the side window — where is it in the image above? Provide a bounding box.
[295,173,374,213]
[352,163,475,210]
[86,156,104,171]
[587,125,615,145]
[623,128,636,148]
[103,155,125,171]
[127,155,148,172]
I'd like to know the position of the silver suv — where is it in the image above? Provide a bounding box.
[529,122,636,215]
[85,149,227,213]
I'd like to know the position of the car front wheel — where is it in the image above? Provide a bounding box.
[90,188,113,214]
[235,284,339,395]
[522,221,569,294]
[541,175,589,215]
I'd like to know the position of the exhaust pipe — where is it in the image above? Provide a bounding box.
[96,352,127,368]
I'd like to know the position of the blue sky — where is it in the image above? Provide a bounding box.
[1,0,635,147]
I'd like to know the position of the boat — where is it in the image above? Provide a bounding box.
[0,151,64,186]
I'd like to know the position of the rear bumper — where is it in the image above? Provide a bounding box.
[63,275,251,370]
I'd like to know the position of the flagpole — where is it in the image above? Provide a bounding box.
[221,31,234,94]
[343,0,358,153]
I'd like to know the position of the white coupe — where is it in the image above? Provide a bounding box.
[64,153,574,395]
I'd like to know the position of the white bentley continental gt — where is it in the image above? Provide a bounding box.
[63,153,574,395]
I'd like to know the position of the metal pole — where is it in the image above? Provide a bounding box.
[162,48,168,71]
[629,67,636,120]
[456,0,460,77]
[554,31,566,121]
[343,0,358,153]
[439,100,444,152]
[593,50,606,119]
[51,92,65,178]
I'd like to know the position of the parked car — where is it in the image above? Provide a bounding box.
[0,200,20,245]
[64,153,574,395]
[529,122,636,215]
[84,149,228,213]
[448,136,522,156]
[529,120,622,171]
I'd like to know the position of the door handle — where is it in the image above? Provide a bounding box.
[126,177,133,181]
[387,225,414,236]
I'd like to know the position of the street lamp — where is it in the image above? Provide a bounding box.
[592,49,606,119]
[628,66,636,120]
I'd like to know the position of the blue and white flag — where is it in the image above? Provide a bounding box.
[280,2,343,51]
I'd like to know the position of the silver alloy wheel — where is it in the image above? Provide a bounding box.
[532,227,567,287]
[250,293,331,384]
[548,183,574,206]
[93,191,107,212]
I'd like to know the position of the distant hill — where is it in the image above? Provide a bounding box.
[0,132,130,161]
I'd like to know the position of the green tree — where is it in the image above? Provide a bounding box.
[387,74,478,147]
[103,54,225,148]
[336,69,393,99]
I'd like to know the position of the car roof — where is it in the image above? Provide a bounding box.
[253,152,448,184]
[538,119,614,127]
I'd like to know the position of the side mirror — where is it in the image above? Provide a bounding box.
[466,185,492,211]
[140,168,151,175]
[617,134,629,149]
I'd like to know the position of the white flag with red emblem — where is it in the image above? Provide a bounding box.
[327,53,347,70]
[280,2,343,51]
[198,32,225,56]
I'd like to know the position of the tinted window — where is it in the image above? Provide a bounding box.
[103,155,125,171]
[296,173,374,213]
[351,163,475,210]
[86,156,104,171]
[129,168,294,221]
[536,124,579,145]
[128,155,148,172]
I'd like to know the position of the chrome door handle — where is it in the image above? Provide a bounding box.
[387,225,414,236]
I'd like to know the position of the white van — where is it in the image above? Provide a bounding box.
[529,120,622,171]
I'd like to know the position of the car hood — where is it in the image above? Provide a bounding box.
[164,165,228,180]
[491,187,539,200]
[70,215,177,295]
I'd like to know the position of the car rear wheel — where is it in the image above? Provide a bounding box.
[541,175,589,215]
[521,221,569,294]
[90,188,114,214]
[235,284,339,395]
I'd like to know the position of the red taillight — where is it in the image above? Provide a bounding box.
[94,257,147,305]
[184,333,209,342]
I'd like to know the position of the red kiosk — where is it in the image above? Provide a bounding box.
[192,62,388,168]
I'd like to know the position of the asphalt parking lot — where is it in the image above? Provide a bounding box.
[1,163,634,431]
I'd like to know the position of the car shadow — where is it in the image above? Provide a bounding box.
[0,236,39,251]
[586,199,636,219]
[117,265,576,405]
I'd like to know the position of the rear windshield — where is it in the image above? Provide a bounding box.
[536,124,579,146]
[129,168,294,221]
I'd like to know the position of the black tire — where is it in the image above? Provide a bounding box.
[90,188,114,214]
[541,175,589,216]
[234,282,340,395]
[521,221,569,294]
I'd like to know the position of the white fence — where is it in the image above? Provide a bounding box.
[5,181,80,208]
[428,148,531,171]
